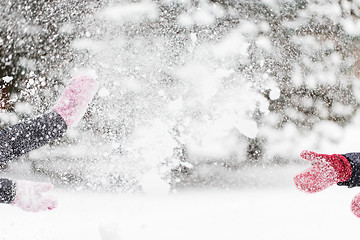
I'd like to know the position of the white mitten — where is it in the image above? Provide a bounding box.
[12,180,57,212]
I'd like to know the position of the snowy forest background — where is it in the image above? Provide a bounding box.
[2,0,360,192]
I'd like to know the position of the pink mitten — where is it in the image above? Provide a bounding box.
[293,150,352,193]
[54,76,99,127]
[12,180,57,212]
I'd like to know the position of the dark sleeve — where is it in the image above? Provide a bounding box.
[337,153,360,188]
[0,111,67,165]
[0,178,16,204]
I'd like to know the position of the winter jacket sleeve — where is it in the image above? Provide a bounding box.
[0,178,16,204]
[0,111,67,165]
[338,153,360,188]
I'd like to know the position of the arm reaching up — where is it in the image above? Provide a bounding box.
[0,76,99,212]
[0,76,99,166]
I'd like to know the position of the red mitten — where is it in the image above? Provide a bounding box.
[293,150,352,193]
[351,193,360,218]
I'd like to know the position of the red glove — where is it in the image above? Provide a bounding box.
[293,150,352,193]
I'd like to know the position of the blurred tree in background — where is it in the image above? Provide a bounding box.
[0,0,103,122]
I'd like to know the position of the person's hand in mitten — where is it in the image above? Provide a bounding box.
[293,150,352,193]
[351,193,360,218]
[12,180,57,212]
[54,76,99,127]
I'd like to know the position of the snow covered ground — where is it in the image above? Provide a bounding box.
[1,166,359,240]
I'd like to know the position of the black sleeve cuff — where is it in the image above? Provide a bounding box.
[0,178,16,204]
[337,153,360,188]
